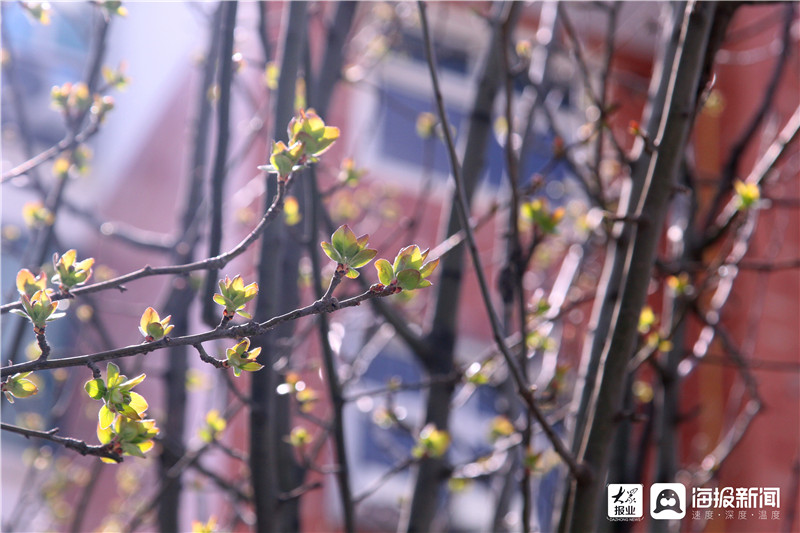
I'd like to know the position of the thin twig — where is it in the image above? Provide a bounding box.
[194,343,227,369]
[417,0,588,483]
[2,174,293,315]
[1,423,122,462]
[703,104,800,248]
[353,457,414,504]
[0,122,103,183]
[2,285,399,378]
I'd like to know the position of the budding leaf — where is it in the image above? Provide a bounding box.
[374,259,394,286]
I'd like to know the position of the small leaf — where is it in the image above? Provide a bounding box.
[320,241,342,263]
[396,269,421,291]
[140,307,158,333]
[99,405,116,429]
[393,246,415,273]
[345,267,359,279]
[107,363,121,386]
[349,248,377,269]
[127,392,149,417]
[374,259,394,286]
[122,442,146,458]
[119,403,142,420]
[331,225,358,258]
[419,258,440,279]
[119,373,146,391]
[85,379,106,399]
[97,423,113,445]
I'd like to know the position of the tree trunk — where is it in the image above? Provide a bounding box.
[402,4,520,531]
[157,5,222,529]
[250,3,307,532]
[562,3,722,531]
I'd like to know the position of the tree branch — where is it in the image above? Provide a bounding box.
[2,174,292,315]
[417,0,586,484]
[1,422,122,462]
[2,284,400,378]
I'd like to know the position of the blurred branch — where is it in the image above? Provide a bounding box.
[693,399,761,486]
[62,200,177,252]
[703,106,800,247]
[354,457,415,504]
[68,460,103,533]
[125,404,245,533]
[417,0,587,484]
[564,4,726,530]
[499,10,534,531]
[4,11,111,366]
[0,121,103,184]
[2,173,292,315]
[700,3,794,238]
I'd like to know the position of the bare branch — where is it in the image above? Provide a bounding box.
[1,422,122,462]
[417,0,587,484]
[2,173,292,315]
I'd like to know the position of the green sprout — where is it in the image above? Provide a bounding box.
[287,426,311,447]
[412,423,450,459]
[99,0,128,18]
[198,410,227,443]
[22,202,53,228]
[85,362,148,429]
[287,108,340,159]
[15,269,48,298]
[97,417,159,464]
[2,372,39,403]
[374,245,440,291]
[213,275,259,320]
[320,225,377,279]
[10,289,65,333]
[258,109,340,178]
[337,158,366,187]
[52,249,94,291]
[225,338,264,377]
[734,180,760,211]
[266,140,304,179]
[489,416,515,443]
[521,198,565,235]
[138,307,174,342]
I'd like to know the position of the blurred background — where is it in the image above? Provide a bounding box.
[1,2,798,532]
